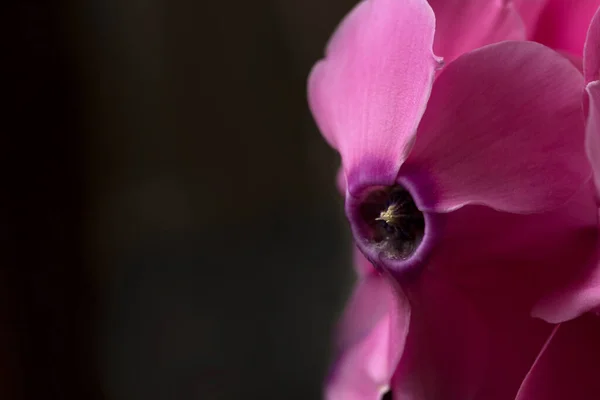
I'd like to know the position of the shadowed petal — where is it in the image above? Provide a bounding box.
[584,6,600,83]
[308,0,440,195]
[531,83,600,323]
[354,246,376,277]
[402,41,589,213]
[532,0,600,57]
[513,0,548,37]
[388,185,596,398]
[326,272,410,400]
[515,314,600,400]
[391,269,552,400]
[429,0,525,64]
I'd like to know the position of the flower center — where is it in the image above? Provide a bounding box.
[381,389,393,400]
[358,185,425,260]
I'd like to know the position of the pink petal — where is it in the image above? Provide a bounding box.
[532,0,600,57]
[428,0,525,64]
[326,272,410,400]
[391,269,553,400]
[587,82,600,202]
[513,0,548,37]
[515,314,600,400]
[530,84,600,323]
[307,0,440,195]
[584,6,600,83]
[532,243,600,323]
[389,187,595,398]
[402,41,589,213]
[424,184,598,286]
[354,245,376,277]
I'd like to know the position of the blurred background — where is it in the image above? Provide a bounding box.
[4,0,360,399]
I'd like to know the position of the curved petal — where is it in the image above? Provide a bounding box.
[587,82,600,199]
[307,0,440,195]
[515,314,600,400]
[354,245,376,277]
[584,5,600,83]
[532,84,600,323]
[402,41,589,213]
[389,187,595,398]
[423,182,598,283]
[513,0,548,37]
[428,0,525,64]
[326,272,410,400]
[532,245,600,323]
[391,269,553,400]
[532,0,600,58]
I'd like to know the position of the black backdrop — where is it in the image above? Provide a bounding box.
[4,0,360,399]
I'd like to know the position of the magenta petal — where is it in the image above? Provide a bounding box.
[353,246,376,277]
[532,247,600,323]
[584,6,600,83]
[532,0,600,57]
[532,84,600,323]
[587,70,600,193]
[428,0,525,64]
[513,0,548,37]
[515,314,600,400]
[307,0,440,195]
[326,272,409,400]
[402,41,589,213]
[530,80,600,323]
[391,270,552,400]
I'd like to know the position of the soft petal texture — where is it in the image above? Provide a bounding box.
[402,41,589,213]
[584,5,600,83]
[531,84,600,323]
[531,0,600,57]
[532,237,600,323]
[308,0,440,195]
[513,0,548,37]
[391,269,552,400]
[587,82,600,201]
[515,314,600,400]
[388,185,596,398]
[354,245,376,277]
[326,272,409,400]
[428,0,525,64]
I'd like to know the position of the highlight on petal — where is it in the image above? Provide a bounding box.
[307,0,440,195]
[428,0,525,64]
[326,272,409,400]
[515,314,600,400]
[402,41,589,213]
[390,269,553,400]
[585,7,600,84]
[532,0,600,57]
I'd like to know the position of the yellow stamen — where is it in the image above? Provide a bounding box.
[376,203,402,225]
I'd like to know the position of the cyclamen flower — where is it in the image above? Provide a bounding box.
[309,0,600,398]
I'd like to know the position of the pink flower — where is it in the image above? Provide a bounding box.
[511,13,600,399]
[532,4,600,325]
[325,269,409,400]
[308,0,600,398]
[427,0,600,66]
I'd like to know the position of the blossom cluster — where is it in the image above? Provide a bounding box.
[308,1,600,399]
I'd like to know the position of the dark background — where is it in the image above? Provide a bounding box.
[4,0,359,399]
